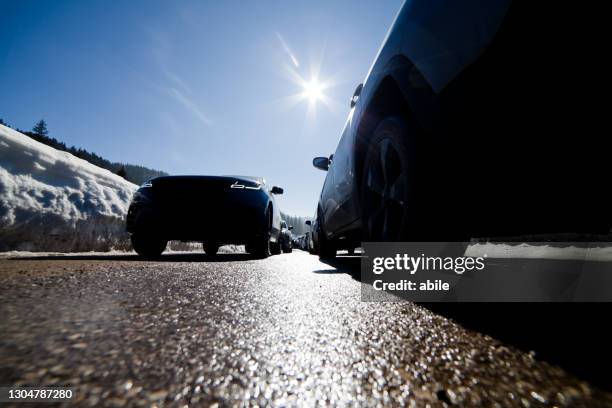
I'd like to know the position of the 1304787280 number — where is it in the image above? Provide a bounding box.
[1,387,74,402]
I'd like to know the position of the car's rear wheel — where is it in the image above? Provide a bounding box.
[360,116,413,242]
[131,234,167,258]
[319,233,336,259]
[318,214,336,260]
[203,242,219,256]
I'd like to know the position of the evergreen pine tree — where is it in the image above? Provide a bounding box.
[32,119,49,136]
[115,166,128,180]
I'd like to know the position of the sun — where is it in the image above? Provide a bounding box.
[276,60,341,118]
[302,78,323,103]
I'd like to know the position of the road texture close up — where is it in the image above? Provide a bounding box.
[1,250,610,407]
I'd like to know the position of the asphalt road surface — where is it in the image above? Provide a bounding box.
[1,250,611,407]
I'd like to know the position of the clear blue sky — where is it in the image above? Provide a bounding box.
[0,0,402,216]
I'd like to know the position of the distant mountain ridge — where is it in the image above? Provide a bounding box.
[1,119,307,225]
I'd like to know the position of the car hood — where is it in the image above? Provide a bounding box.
[148,175,264,194]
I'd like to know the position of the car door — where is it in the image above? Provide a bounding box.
[319,155,337,232]
[329,112,360,232]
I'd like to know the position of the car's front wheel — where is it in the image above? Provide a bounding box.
[131,234,167,258]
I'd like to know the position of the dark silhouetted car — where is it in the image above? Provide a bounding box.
[304,218,319,255]
[126,176,284,258]
[312,1,609,259]
[291,235,302,250]
[278,220,293,253]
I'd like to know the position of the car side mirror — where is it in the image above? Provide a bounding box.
[271,186,283,195]
[288,226,293,230]
[313,156,330,171]
[305,220,312,226]
[350,83,363,108]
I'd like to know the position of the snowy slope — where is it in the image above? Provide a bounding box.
[0,124,138,252]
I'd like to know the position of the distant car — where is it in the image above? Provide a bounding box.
[304,222,313,252]
[312,1,609,259]
[305,218,319,255]
[292,235,303,250]
[298,234,309,251]
[299,234,309,251]
[278,221,293,253]
[302,232,311,251]
[291,235,303,249]
[126,175,284,258]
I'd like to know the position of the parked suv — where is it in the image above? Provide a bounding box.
[126,176,284,258]
[312,1,610,258]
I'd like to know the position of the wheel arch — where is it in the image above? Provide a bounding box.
[353,55,434,199]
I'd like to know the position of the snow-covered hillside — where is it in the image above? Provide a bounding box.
[0,124,138,252]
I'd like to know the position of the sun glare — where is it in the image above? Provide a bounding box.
[274,31,345,118]
[302,79,323,103]
[274,37,342,119]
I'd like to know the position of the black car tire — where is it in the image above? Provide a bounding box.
[318,214,336,260]
[319,234,336,259]
[252,236,271,258]
[359,116,471,243]
[203,243,219,256]
[271,241,282,255]
[311,238,318,255]
[360,116,414,242]
[131,234,167,258]
[251,208,272,258]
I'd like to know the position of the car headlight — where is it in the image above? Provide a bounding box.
[131,183,153,204]
[230,180,262,190]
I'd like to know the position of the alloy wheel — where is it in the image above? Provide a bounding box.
[363,137,408,241]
